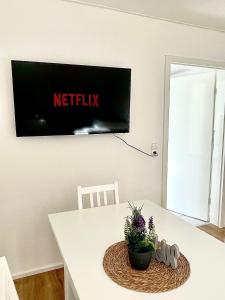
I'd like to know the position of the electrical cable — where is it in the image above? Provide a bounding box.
[113,134,158,158]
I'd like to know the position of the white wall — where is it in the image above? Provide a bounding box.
[1,0,225,275]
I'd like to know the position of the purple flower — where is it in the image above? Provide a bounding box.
[132,215,146,232]
[148,216,154,232]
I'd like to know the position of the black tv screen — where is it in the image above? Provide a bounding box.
[11,60,131,137]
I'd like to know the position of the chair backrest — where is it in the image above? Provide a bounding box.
[77,181,119,210]
[0,257,19,300]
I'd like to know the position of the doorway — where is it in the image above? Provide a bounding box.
[163,56,225,228]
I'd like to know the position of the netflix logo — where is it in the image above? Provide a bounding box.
[53,93,99,107]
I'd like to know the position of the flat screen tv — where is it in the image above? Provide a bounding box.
[11,60,131,137]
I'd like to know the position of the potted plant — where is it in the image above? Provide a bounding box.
[124,202,156,270]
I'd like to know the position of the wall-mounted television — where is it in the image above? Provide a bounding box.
[11,60,131,137]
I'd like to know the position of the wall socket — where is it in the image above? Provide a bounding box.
[151,142,158,156]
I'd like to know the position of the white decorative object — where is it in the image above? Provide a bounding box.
[154,238,180,269]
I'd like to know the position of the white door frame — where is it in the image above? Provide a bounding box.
[162,55,225,227]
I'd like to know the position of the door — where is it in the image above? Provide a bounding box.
[210,70,225,226]
[167,69,216,221]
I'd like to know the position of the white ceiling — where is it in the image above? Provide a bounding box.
[67,0,225,32]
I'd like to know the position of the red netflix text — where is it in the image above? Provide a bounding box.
[53,93,99,107]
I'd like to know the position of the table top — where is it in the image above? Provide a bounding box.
[48,200,225,300]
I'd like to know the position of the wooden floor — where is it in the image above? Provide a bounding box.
[198,223,225,242]
[14,224,225,300]
[14,268,64,300]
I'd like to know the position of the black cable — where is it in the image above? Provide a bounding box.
[113,134,158,158]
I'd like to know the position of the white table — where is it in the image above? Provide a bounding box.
[48,200,225,300]
[0,257,19,300]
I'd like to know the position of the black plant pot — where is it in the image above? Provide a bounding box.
[128,249,153,270]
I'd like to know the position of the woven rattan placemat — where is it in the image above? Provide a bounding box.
[103,241,190,293]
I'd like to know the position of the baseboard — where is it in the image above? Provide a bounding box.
[12,262,64,280]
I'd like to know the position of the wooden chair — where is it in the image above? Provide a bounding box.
[77,181,119,210]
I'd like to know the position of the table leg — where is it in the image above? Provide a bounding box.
[64,265,77,300]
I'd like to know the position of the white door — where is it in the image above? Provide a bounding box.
[167,70,216,221]
[210,70,225,226]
